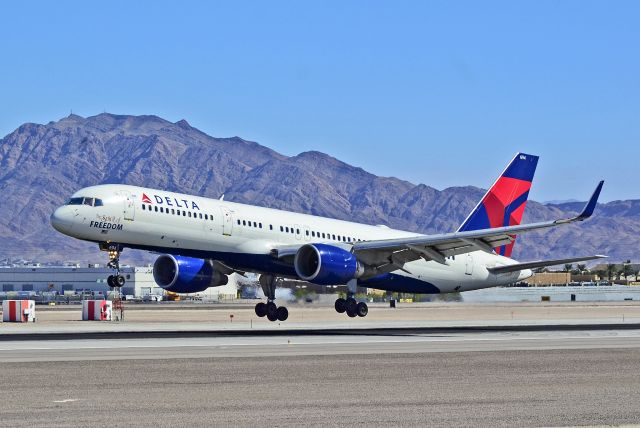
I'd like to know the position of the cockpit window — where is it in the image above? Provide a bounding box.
[67,197,103,207]
[67,197,84,205]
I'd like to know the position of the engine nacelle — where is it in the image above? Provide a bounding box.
[294,244,363,285]
[153,254,228,293]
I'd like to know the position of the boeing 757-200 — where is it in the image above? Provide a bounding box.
[51,153,605,321]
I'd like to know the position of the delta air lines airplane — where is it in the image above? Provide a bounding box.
[51,153,605,321]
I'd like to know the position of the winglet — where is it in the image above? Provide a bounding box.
[553,180,604,225]
[576,180,604,221]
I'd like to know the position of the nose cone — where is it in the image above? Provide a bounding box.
[50,206,73,234]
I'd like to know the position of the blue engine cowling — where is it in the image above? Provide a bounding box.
[294,244,362,285]
[153,254,228,293]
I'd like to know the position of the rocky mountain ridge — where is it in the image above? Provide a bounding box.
[0,113,637,265]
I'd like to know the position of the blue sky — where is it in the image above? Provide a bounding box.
[1,1,638,202]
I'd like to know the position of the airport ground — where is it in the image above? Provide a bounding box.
[2,302,640,427]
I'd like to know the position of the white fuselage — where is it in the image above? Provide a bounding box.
[51,184,532,294]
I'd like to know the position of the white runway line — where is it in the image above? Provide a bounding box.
[2,331,640,352]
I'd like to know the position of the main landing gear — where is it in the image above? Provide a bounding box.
[102,243,125,288]
[255,275,288,322]
[334,279,368,318]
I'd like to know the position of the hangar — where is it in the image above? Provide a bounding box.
[0,264,238,300]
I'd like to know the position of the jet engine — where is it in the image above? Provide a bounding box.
[153,254,228,293]
[294,243,364,285]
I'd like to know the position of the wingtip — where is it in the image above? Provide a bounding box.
[577,180,604,220]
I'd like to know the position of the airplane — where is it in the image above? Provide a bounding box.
[50,152,605,321]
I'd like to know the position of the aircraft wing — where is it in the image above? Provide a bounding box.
[487,255,607,275]
[349,181,604,274]
[272,181,603,276]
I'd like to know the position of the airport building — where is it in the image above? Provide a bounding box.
[0,265,238,300]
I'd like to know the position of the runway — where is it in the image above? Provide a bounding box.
[2,324,640,427]
[2,324,640,362]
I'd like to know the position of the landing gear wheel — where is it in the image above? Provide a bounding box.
[255,302,267,317]
[276,306,288,322]
[356,302,368,317]
[115,275,126,287]
[346,308,357,318]
[266,302,277,319]
[334,298,346,313]
[107,275,115,288]
[345,297,357,314]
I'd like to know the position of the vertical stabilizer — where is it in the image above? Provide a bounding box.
[457,153,539,257]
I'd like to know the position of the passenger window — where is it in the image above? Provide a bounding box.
[160,207,164,213]
[296,228,300,234]
[306,230,309,236]
[188,211,191,217]
[183,210,186,216]
[237,220,241,225]
[205,214,208,220]
[269,225,273,230]
[332,234,336,240]
[254,222,257,227]
[312,231,315,237]
[243,220,246,226]
[322,233,326,239]
[259,223,262,228]
[285,227,289,233]
[280,226,283,232]
[142,204,145,211]
[154,206,158,212]
[171,209,175,215]
[291,228,294,234]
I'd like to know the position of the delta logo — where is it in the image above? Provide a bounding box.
[141,192,200,210]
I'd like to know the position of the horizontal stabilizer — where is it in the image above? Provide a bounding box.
[488,255,607,274]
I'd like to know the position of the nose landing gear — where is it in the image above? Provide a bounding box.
[101,243,126,288]
[255,275,288,322]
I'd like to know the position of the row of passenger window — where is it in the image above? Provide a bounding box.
[236,218,362,243]
[142,203,214,221]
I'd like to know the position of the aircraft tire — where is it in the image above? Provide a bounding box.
[276,306,288,322]
[356,302,368,317]
[115,275,126,287]
[266,301,277,318]
[107,275,115,288]
[346,308,357,318]
[334,298,346,313]
[345,297,357,314]
[255,302,267,317]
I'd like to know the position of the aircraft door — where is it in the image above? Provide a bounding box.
[122,191,135,221]
[220,207,233,236]
[465,254,474,275]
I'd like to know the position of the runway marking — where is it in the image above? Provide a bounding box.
[1,333,640,352]
[52,399,79,403]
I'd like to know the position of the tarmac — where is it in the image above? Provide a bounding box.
[2,302,640,427]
